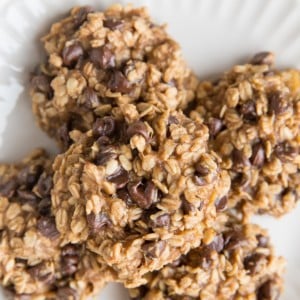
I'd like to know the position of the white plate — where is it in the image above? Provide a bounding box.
[1,0,300,299]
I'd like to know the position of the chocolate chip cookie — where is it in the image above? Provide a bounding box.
[190,53,300,218]
[30,5,198,149]
[52,111,230,287]
[0,149,114,299]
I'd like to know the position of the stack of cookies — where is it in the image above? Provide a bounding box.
[1,5,299,299]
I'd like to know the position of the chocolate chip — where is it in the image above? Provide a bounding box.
[107,70,133,94]
[62,244,80,257]
[256,234,269,248]
[30,75,53,99]
[257,280,280,300]
[61,255,79,276]
[87,212,111,233]
[37,216,60,240]
[168,115,179,125]
[215,196,227,212]
[57,123,72,151]
[208,234,224,253]
[18,165,43,189]
[142,240,166,258]
[74,6,93,28]
[92,117,116,137]
[107,168,129,189]
[274,142,298,162]
[207,117,223,137]
[232,149,250,171]
[251,143,265,167]
[89,46,115,69]
[232,173,250,191]
[238,100,257,121]
[251,52,274,66]
[62,43,84,67]
[38,197,52,216]
[224,229,246,250]
[117,188,133,206]
[127,121,149,141]
[127,180,158,209]
[82,87,100,109]
[0,179,18,197]
[28,262,54,283]
[36,174,53,197]
[151,213,170,228]
[180,194,203,214]
[268,91,289,115]
[96,136,111,146]
[103,19,124,30]
[187,248,212,269]
[17,190,38,204]
[244,253,266,275]
[95,149,118,166]
[57,287,78,300]
[194,163,211,186]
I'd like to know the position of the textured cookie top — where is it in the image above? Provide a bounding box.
[129,222,285,300]
[30,5,197,149]
[0,149,114,299]
[190,54,300,218]
[52,111,230,286]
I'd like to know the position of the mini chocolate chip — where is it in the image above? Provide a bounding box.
[95,151,118,166]
[89,46,115,69]
[127,121,149,141]
[61,255,79,276]
[107,70,133,94]
[215,196,227,212]
[62,244,80,257]
[268,91,289,115]
[239,100,257,121]
[28,262,54,283]
[232,173,250,190]
[0,179,18,197]
[257,280,280,300]
[62,43,84,67]
[151,213,170,228]
[93,117,116,137]
[37,216,60,240]
[208,234,224,253]
[251,143,265,167]
[107,168,129,189]
[207,117,223,137]
[30,75,53,99]
[251,52,274,66]
[57,123,72,151]
[142,240,166,258]
[17,190,38,204]
[256,234,269,248]
[36,174,53,197]
[117,188,134,206]
[38,197,51,216]
[103,18,124,30]
[181,195,195,214]
[127,180,158,209]
[244,253,266,275]
[224,229,246,250]
[87,212,111,233]
[274,142,298,162]
[168,115,179,125]
[187,248,212,269]
[82,87,100,109]
[96,136,111,146]
[193,163,211,186]
[18,165,43,189]
[232,149,250,171]
[74,6,93,28]
[57,287,78,300]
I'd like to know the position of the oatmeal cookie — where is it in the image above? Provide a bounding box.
[0,149,114,299]
[190,53,300,218]
[52,110,230,287]
[129,222,285,300]
[30,5,198,149]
